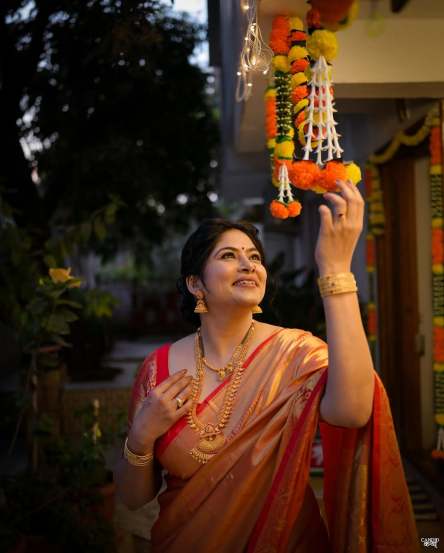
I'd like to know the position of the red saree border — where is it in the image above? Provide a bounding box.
[247,370,328,552]
[155,328,285,458]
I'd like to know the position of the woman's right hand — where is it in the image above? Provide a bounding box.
[127,370,193,455]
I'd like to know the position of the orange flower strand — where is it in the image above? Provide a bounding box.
[290,31,307,42]
[317,161,347,191]
[432,228,444,264]
[289,161,321,190]
[291,85,309,103]
[270,200,289,219]
[306,7,321,29]
[287,201,302,217]
[290,58,309,73]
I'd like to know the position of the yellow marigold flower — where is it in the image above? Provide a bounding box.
[289,17,304,31]
[312,185,327,194]
[49,267,82,287]
[49,268,73,284]
[273,55,290,73]
[432,218,444,228]
[293,98,309,115]
[290,73,308,88]
[265,87,276,98]
[435,414,444,424]
[267,138,276,150]
[288,46,308,63]
[306,30,338,62]
[275,140,294,159]
[430,164,442,175]
[345,162,362,184]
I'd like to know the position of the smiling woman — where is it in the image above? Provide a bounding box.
[115,216,418,552]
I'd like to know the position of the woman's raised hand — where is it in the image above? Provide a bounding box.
[127,370,193,454]
[315,179,365,276]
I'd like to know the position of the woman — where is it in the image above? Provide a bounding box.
[115,180,418,552]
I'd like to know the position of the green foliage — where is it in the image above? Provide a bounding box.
[1,0,219,257]
[0,472,116,553]
[0,193,120,365]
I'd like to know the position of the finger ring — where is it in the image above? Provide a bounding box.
[175,396,184,409]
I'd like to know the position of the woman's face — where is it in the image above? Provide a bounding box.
[196,229,267,312]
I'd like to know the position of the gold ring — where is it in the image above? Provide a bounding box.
[175,396,184,409]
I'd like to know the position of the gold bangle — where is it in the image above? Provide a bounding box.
[124,437,154,466]
[317,272,358,298]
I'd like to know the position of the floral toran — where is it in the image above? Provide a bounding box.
[266,4,361,219]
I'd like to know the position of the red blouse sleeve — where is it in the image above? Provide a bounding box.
[127,344,171,430]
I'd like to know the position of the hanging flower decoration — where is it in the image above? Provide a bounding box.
[429,111,444,460]
[265,8,361,219]
[362,103,444,460]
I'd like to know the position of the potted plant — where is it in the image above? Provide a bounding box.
[1,399,124,553]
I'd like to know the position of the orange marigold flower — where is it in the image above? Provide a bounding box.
[306,8,321,29]
[288,160,321,190]
[291,85,308,103]
[290,30,307,42]
[290,58,309,74]
[433,327,444,361]
[317,161,347,191]
[294,111,306,127]
[272,15,289,31]
[270,36,289,54]
[270,200,289,219]
[430,127,442,165]
[432,228,444,264]
[287,201,302,217]
[290,58,310,74]
[367,308,377,335]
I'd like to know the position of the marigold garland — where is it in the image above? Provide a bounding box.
[265,10,361,219]
[364,104,444,460]
[429,109,444,460]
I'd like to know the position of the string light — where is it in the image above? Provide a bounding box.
[236,0,273,102]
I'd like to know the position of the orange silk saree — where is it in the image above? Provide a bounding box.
[128,329,419,553]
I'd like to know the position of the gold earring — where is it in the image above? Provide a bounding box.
[194,295,208,314]
[252,305,263,314]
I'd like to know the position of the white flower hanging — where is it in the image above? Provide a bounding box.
[303,54,343,164]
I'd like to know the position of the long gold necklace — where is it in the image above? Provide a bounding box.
[187,322,255,464]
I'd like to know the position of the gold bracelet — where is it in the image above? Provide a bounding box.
[317,272,358,298]
[124,437,154,466]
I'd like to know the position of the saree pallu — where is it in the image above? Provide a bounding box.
[129,329,419,553]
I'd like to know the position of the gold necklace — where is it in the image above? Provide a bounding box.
[187,322,255,464]
[199,329,245,380]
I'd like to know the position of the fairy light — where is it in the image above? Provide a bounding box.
[236,0,273,102]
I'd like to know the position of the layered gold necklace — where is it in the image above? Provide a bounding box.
[187,322,255,464]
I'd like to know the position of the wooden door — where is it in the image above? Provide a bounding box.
[376,157,422,454]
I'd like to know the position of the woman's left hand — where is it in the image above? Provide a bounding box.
[315,179,365,275]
